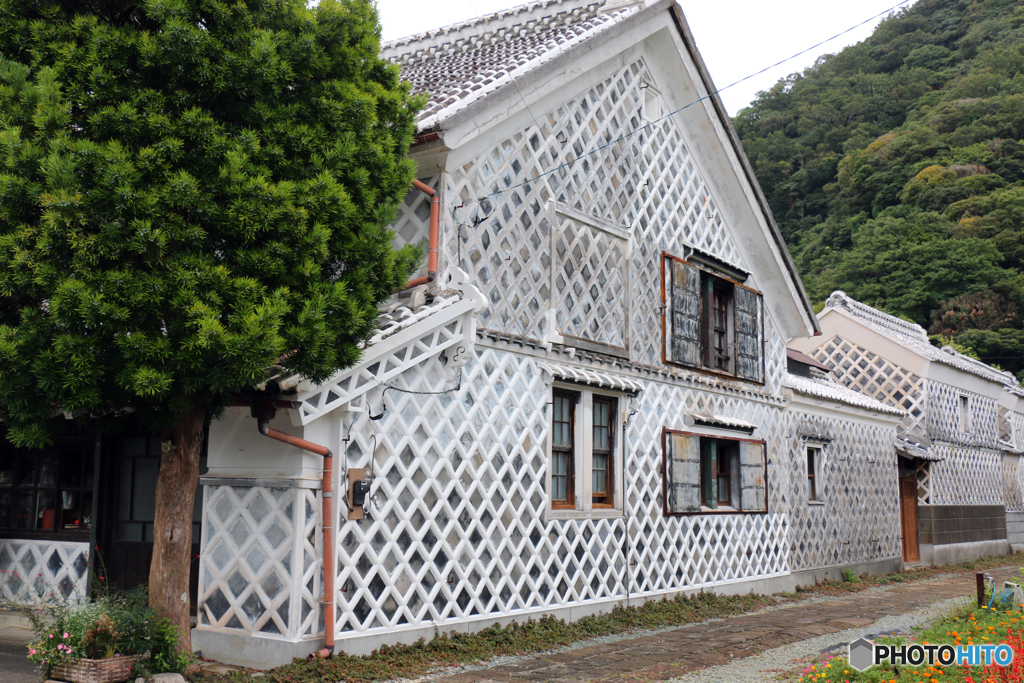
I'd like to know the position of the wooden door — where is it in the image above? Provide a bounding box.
[899,476,919,562]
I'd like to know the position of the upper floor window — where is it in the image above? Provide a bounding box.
[548,386,623,518]
[959,394,972,434]
[662,253,764,383]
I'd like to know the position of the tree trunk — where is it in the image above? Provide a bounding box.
[149,399,206,654]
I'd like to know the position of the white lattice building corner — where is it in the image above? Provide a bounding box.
[790,291,1024,565]
[194,0,921,669]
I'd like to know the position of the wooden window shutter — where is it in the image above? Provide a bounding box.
[667,258,701,367]
[739,441,767,512]
[665,432,701,513]
[734,286,764,383]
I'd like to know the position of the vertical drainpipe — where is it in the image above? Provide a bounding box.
[253,413,335,658]
[403,179,440,290]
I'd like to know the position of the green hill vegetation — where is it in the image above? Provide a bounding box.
[734,0,1024,377]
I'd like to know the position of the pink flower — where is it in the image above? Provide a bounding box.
[48,634,53,639]
[62,632,68,639]
[28,649,36,655]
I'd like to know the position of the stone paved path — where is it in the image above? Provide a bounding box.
[431,567,1019,683]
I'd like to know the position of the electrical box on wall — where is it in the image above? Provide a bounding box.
[348,468,367,520]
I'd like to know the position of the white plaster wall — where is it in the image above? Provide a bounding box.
[207,407,323,482]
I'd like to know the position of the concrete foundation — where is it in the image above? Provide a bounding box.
[919,539,1010,566]
[191,628,324,670]
[1007,511,1024,547]
[788,555,905,587]
[192,571,810,668]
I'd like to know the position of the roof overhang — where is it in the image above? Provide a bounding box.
[288,268,485,426]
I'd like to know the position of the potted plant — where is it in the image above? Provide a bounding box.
[25,588,154,683]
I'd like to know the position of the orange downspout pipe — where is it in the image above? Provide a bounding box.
[256,421,335,659]
[403,179,439,289]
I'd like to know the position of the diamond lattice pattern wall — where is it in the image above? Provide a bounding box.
[197,486,321,639]
[430,59,790,390]
[0,539,90,604]
[782,415,901,571]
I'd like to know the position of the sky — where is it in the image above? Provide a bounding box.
[376,0,915,115]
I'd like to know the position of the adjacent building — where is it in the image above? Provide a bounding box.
[790,291,1024,565]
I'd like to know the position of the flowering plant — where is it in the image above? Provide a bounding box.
[24,588,153,678]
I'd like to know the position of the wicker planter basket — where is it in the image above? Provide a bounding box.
[49,654,146,683]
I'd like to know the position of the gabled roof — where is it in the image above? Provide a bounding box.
[823,291,1024,393]
[783,372,905,418]
[382,0,819,337]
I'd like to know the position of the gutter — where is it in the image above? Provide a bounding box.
[250,400,336,659]
[403,179,439,290]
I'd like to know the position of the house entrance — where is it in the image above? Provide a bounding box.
[97,435,204,614]
[899,476,919,562]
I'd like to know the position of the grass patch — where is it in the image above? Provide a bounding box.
[188,552,1024,683]
[789,578,1024,682]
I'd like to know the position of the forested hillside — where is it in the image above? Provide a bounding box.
[734,0,1024,376]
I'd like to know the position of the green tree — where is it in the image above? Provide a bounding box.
[0,0,420,652]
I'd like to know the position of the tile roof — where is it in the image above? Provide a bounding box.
[783,372,906,417]
[539,361,646,392]
[381,0,642,129]
[824,291,1024,392]
[264,290,467,393]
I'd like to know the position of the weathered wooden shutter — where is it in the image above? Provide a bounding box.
[734,287,763,383]
[701,439,718,510]
[666,432,701,513]
[667,259,701,367]
[739,441,766,512]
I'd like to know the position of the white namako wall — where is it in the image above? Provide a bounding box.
[192,7,901,668]
[790,299,1024,510]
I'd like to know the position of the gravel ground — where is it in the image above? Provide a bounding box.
[386,573,974,683]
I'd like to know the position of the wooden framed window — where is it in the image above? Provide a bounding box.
[807,446,819,502]
[699,438,738,510]
[592,396,616,508]
[663,429,766,515]
[549,387,624,517]
[551,390,576,508]
[704,276,733,372]
[663,253,764,384]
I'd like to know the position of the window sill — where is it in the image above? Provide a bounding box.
[808,500,826,507]
[547,508,624,521]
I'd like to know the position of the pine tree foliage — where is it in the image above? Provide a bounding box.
[734,0,1024,376]
[0,0,421,650]
[0,0,422,444]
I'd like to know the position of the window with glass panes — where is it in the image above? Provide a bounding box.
[0,435,95,536]
[551,390,576,508]
[807,446,819,501]
[549,387,623,515]
[592,396,616,507]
